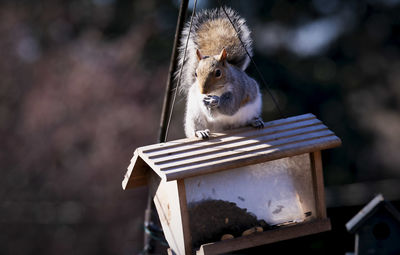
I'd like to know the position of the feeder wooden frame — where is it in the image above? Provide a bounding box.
[123,113,341,255]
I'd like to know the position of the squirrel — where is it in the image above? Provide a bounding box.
[176,7,264,139]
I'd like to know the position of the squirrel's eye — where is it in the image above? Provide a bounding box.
[195,72,197,77]
[215,69,221,77]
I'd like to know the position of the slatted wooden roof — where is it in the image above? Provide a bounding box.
[122,113,341,189]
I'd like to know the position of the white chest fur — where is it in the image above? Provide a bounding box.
[209,93,262,129]
[186,82,262,135]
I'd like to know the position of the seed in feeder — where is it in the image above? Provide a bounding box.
[188,199,263,248]
[258,219,269,229]
[225,217,229,224]
[241,226,263,236]
[221,234,234,240]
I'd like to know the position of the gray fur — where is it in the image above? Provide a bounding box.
[184,62,263,138]
[175,7,253,95]
[180,7,263,139]
[203,66,258,117]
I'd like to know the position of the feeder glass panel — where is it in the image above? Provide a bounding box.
[184,153,316,246]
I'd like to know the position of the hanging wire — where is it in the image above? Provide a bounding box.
[164,0,199,142]
[217,1,286,119]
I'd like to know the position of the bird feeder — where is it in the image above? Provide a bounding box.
[346,194,400,255]
[122,113,341,255]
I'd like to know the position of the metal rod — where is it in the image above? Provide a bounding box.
[164,0,198,142]
[143,194,153,254]
[158,0,189,143]
[143,1,189,254]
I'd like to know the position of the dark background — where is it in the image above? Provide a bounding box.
[1,0,400,254]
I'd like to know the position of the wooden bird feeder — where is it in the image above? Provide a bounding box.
[122,113,341,254]
[346,194,400,255]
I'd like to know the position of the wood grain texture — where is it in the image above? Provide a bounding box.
[196,219,331,255]
[310,151,327,219]
[177,179,192,255]
[151,176,186,255]
[122,151,151,189]
[152,124,328,165]
[147,118,322,160]
[142,113,317,154]
[123,113,342,187]
[161,135,340,181]
[156,129,332,170]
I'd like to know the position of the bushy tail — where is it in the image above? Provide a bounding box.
[175,7,253,94]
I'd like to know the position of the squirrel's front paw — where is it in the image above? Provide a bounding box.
[251,116,264,129]
[203,95,220,108]
[195,129,210,139]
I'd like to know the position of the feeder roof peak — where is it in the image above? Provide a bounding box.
[346,194,400,233]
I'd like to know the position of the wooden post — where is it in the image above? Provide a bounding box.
[177,180,192,255]
[310,151,327,219]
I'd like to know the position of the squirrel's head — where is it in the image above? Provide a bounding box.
[195,48,228,94]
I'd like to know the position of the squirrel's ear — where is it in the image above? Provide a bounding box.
[196,49,204,61]
[218,48,227,62]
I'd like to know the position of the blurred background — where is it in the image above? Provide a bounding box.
[1,0,400,254]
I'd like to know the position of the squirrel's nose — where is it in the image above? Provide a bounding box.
[198,80,207,94]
